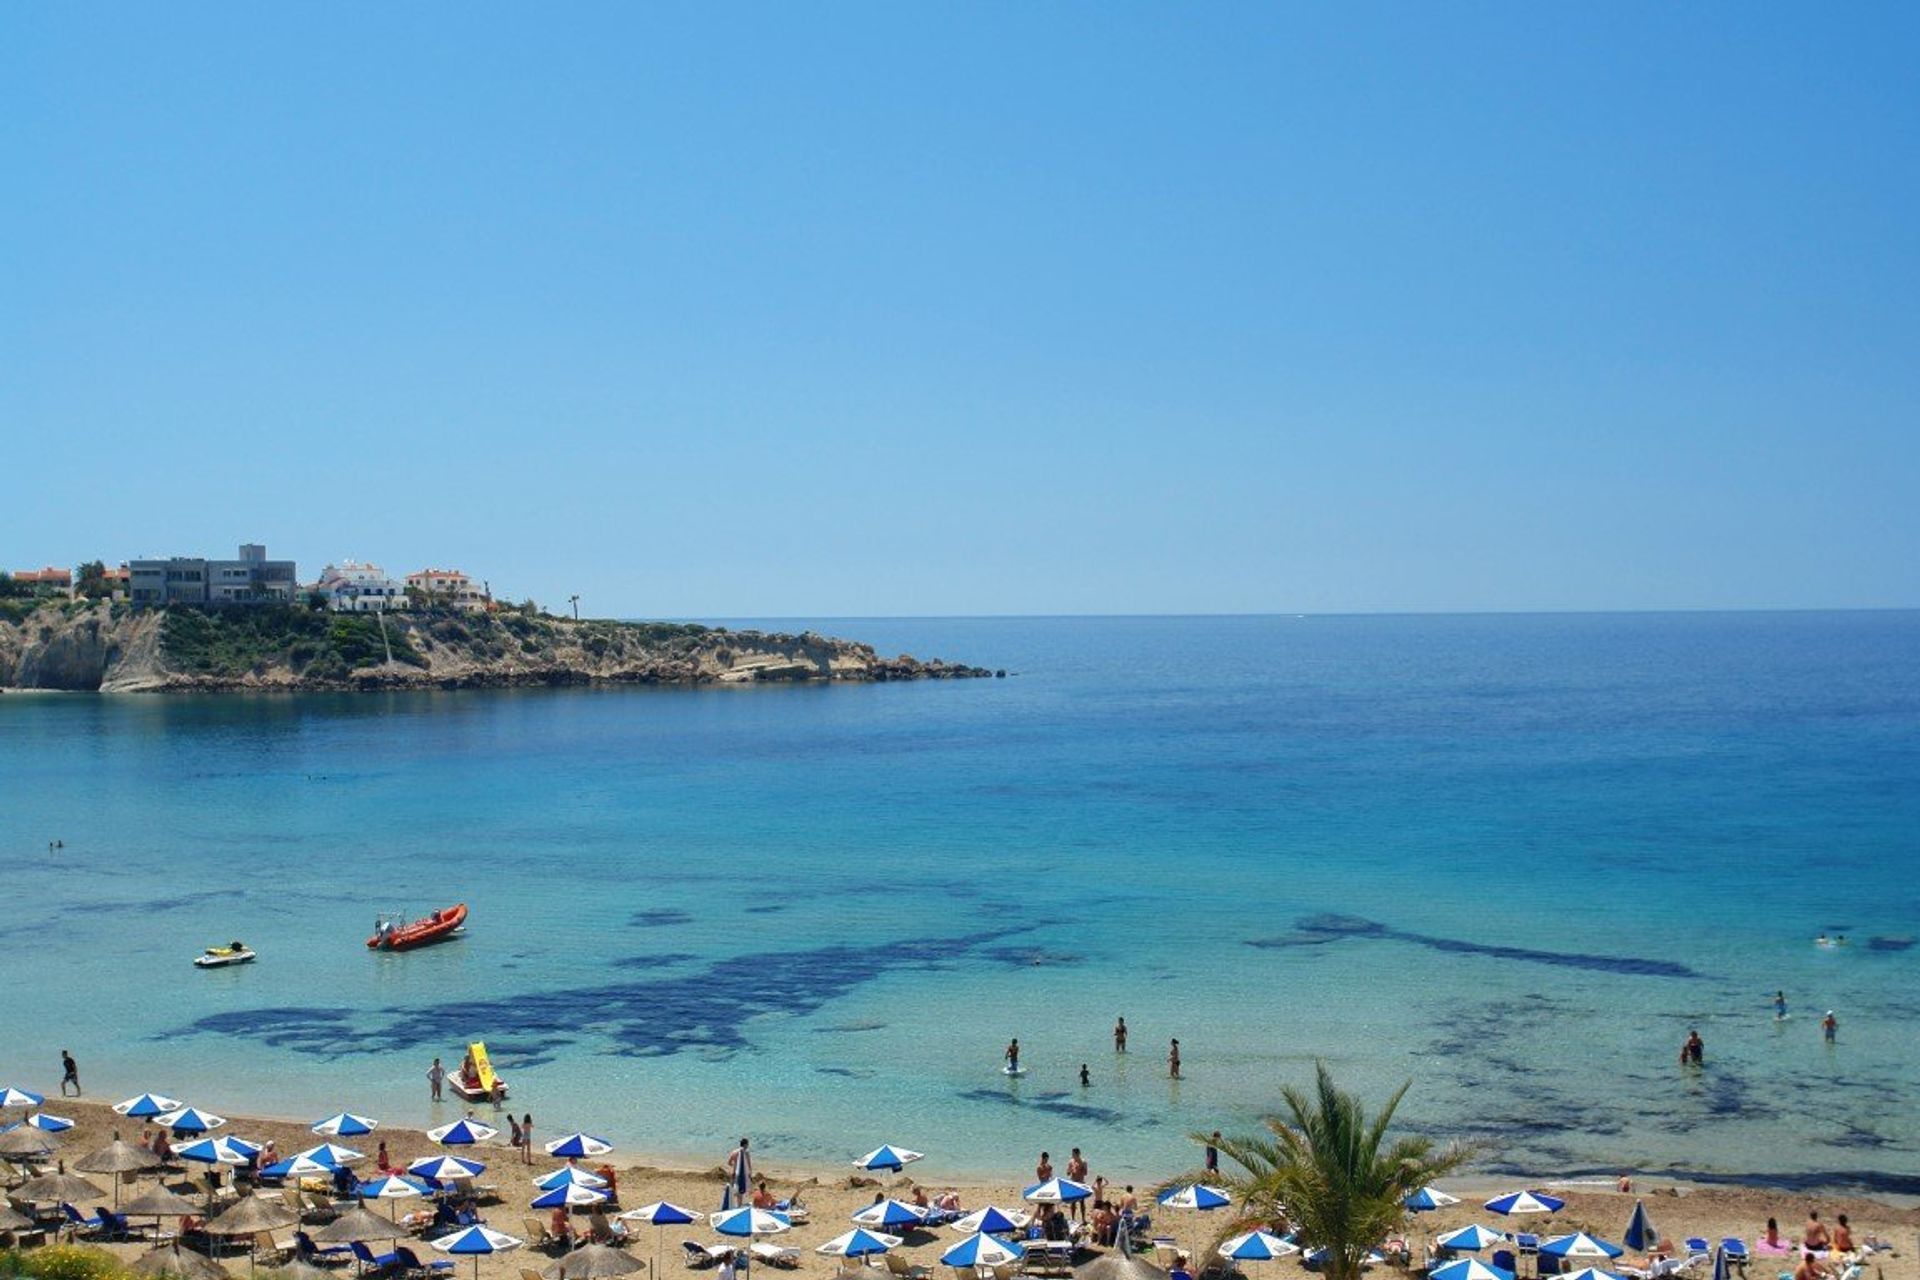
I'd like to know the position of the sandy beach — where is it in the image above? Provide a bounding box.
[8,1097,1917,1280]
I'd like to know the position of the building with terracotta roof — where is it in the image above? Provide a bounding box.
[405,567,490,612]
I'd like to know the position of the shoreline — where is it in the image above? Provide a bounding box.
[12,1094,1920,1280]
[33,1090,1920,1213]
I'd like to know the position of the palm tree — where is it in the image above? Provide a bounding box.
[1160,1063,1469,1280]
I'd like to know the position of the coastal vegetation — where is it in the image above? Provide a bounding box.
[1170,1064,1468,1280]
[0,598,988,691]
[0,1246,133,1280]
[163,605,428,679]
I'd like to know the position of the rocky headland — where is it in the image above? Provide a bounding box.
[0,600,995,692]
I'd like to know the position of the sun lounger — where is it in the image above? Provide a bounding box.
[352,1240,403,1272]
[522,1269,549,1280]
[772,1198,810,1224]
[886,1254,932,1280]
[253,1230,296,1265]
[682,1240,727,1269]
[524,1218,558,1250]
[296,1229,353,1264]
[397,1245,457,1275]
[751,1242,801,1268]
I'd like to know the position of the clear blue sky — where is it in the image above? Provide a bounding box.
[5,5,1915,616]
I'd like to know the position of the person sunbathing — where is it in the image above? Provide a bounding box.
[752,1181,778,1209]
[1831,1216,1854,1255]
[1794,1252,1830,1280]
[1763,1220,1785,1251]
[1804,1213,1831,1252]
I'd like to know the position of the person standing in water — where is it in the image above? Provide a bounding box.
[1774,991,1788,1021]
[1823,1011,1839,1043]
[428,1057,445,1101]
[1168,1038,1181,1079]
[1005,1039,1020,1073]
[1079,1063,1091,1088]
[1114,1017,1127,1053]
[1680,1029,1704,1065]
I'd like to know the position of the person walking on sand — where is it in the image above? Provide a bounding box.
[1005,1039,1020,1074]
[428,1057,445,1102]
[1168,1038,1181,1079]
[1114,1017,1127,1053]
[1822,1011,1839,1043]
[59,1049,80,1097]
[727,1138,754,1201]
[520,1114,534,1164]
[1204,1131,1221,1178]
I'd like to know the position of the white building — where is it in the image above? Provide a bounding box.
[405,567,490,612]
[316,559,408,612]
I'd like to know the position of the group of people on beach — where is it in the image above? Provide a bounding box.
[1006,1016,1182,1082]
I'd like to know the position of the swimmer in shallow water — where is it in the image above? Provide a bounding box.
[1774,991,1788,1020]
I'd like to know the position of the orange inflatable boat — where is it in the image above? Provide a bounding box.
[367,903,468,951]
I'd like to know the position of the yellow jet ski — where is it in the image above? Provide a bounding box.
[194,941,256,969]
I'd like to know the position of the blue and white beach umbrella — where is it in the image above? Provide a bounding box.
[950,1206,1031,1236]
[428,1118,498,1147]
[1022,1177,1093,1205]
[535,1166,609,1191]
[1710,1248,1729,1280]
[1541,1234,1624,1261]
[154,1107,227,1135]
[1623,1202,1658,1253]
[112,1093,182,1120]
[942,1233,1027,1269]
[1430,1260,1516,1280]
[710,1207,794,1238]
[265,1154,342,1179]
[532,1184,609,1210]
[313,1113,379,1138]
[1218,1231,1300,1262]
[362,1175,430,1201]
[26,1113,75,1133]
[1406,1187,1462,1213]
[297,1143,367,1169]
[0,1087,45,1110]
[543,1133,613,1159]
[1484,1191,1566,1217]
[177,1136,260,1166]
[1160,1184,1233,1212]
[620,1203,703,1227]
[1547,1268,1624,1280]
[817,1229,903,1258]
[854,1146,925,1173]
[1435,1226,1508,1252]
[432,1225,523,1280]
[619,1202,706,1279]
[852,1199,928,1231]
[410,1156,486,1182]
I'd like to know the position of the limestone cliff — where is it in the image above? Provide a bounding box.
[0,602,994,692]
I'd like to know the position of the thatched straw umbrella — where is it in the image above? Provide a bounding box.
[208,1193,303,1277]
[124,1184,205,1222]
[265,1260,334,1280]
[75,1134,163,1207]
[0,1203,35,1232]
[0,1125,57,1159]
[131,1243,232,1280]
[542,1243,646,1280]
[312,1202,403,1243]
[16,1166,106,1203]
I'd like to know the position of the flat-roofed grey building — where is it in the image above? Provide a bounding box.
[130,543,297,606]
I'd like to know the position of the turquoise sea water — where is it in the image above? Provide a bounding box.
[3,613,1918,1192]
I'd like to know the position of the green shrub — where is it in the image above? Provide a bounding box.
[10,1245,129,1280]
